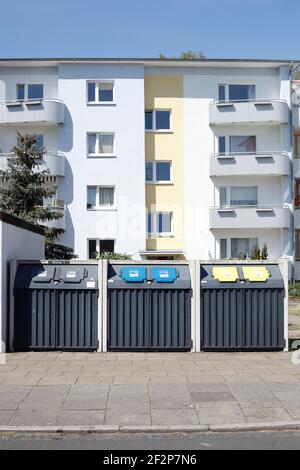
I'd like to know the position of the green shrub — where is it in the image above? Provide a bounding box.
[289,282,300,298]
[96,251,132,260]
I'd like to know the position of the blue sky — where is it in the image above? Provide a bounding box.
[0,0,298,59]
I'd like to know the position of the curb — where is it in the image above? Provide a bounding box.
[0,421,300,434]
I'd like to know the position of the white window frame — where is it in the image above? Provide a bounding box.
[146,161,172,184]
[220,238,259,259]
[145,109,172,132]
[220,186,258,207]
[147,212,173,237]
[87,185,116,210]
[217,134,257,154]
[87,238,115,258]
[87,132,115,157]
[218,83,256,102]
[16,83,44,101]
[86,80,115,105]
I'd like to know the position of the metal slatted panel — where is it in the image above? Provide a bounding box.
[108,288,192,351]
[201,287,284,351]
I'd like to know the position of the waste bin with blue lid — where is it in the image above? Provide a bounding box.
[107,264,192,351]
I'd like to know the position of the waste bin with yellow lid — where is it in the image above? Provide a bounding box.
[200,263,284,351]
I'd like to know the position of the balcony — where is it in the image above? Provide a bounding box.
[41,199,66,230]
[210,151,290,177]
[0,152,66,176]
[294,208,300,229]
[0,99,65,125]
[209,205,291,229]
[210,99,289,126]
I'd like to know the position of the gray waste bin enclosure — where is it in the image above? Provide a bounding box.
[200,264,285,351]
[107,264,192,351]
[13,263,98,351]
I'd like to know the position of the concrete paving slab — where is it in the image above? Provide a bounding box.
[0,411,15,425]
[9,409,59,426]
[151,408,199,426]
[241,406,292,422]
[19,385,70,409]
[57,410,105,425]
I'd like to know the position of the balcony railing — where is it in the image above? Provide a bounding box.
[0,98,65,125]
[210,99,289,126]
[210,151,290,176]
[0,151,66,176]
[209,204,291,229]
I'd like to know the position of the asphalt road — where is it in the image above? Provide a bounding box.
[0,431,300,450]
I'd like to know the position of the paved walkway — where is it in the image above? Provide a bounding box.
[0,351,300,427]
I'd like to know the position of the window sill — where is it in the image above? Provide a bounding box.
[87,208,117,211]
[145,130,173,134]
[87,102,116,106]
[87,154,117,159]
[147,233,174,238]
[146,182,173,185]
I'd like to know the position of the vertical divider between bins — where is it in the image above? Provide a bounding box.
[101,259,108,352]
[278,257,289,351]
[195,260,201,352]
[9,260,18,352]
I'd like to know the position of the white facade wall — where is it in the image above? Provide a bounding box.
[184,66,292,261]
[57,64,146,259]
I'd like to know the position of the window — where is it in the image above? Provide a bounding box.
[218,136,226,154]
[16,83,43,100]
[220,238,258,259]
[28,84,44,100]
[88,239,115,259]
[145,110,171,131]
[87,186,115,209]
[228,84,255,101]
[87,81,114,103]
[17,84,25,100]
[87,132,114,156]
[229,135,256,153]
[220,186,257,206]
[231,238,258,259]
[147,212,172,235]
[36,134,44,150]
[145,162,171,183]
[218,85,226,101]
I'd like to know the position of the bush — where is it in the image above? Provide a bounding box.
[289,282,300,298]
[261,243,268,260]
[96,252,132,260]
[251,245,261,260]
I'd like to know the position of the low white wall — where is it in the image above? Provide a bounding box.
[0,216,44,353]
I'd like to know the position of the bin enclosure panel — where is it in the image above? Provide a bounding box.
[13,263,98,351]
[200,264,284,351]
[107,264,192,351]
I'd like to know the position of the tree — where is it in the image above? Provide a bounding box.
[0,132,76,259]
[159,50,206,60]
[251,245,261,260]
[261,243,268,260]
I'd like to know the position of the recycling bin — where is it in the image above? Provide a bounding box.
[107,264,192,351]
[200,264,285,351]
[13,263,99,351]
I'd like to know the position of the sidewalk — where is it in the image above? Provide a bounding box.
[0,351,300,428]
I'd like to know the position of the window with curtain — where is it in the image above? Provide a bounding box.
[99,186,114,207]
[231,238,258,259]
[229,136,256,153]
[158,212,172,233]
[87,81,114,103]
[98,134,114,154]
[229,84,255,101]
[230,186,257,206]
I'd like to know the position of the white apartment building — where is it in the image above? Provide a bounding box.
[0,58,297,276]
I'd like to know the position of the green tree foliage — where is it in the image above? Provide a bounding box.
[0,133,76,259]
[96,252,132,260]
[159,50,206,60]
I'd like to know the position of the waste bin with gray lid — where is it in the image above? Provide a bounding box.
[13,263,98,351]
[200,264,285,351]
[107,264,192,351]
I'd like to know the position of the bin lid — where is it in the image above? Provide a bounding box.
[32,265,56,283]
[242,266,270,282]
[61,266,86,284]
[212,266,239,282]
[151,267,178,283]
[120,266,146,283]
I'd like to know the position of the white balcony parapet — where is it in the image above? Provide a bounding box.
[39,199,66,230]
[294,208,300,229]
[209,204,291,229]
[0,152,66,176]
[294,156,300,178]
[210,99,289,126]
[210,151,290,176]
[293,105,300,130]
[0,98,65,125]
